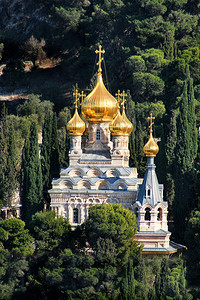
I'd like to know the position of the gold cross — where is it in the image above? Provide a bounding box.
[115,90,121,106]
[148,113,155,133]
[95,45,105,74]
[120,90,127,110]
[73,89,80,108]
[80,91,86,105]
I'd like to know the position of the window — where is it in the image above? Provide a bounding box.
[96,129,100,140]
[157,208,162,221]
[145,207,151,221]
[73,208,79,223]
[147,188,151,196]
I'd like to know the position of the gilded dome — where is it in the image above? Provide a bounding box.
[81,73,118,122]
[109,106,128,136]
[80,113,89,135]
[67,108,85,136]
[143,131,159,157]
[122,108,133,135]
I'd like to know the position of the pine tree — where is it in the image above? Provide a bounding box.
[21,122,43,225]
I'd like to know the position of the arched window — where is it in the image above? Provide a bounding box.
[135,207,138,218]
[96,129,100,140]
[145,207,151,221]
[73,208,79,223]
[147,188,151,197]
[157,208,162,221]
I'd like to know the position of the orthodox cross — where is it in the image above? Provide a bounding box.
[148,113,155,133]
[73,89,80,109]
[120,90,127,110]
[115,90,121,106]
[80,91,86,105]
[95,45,105,74]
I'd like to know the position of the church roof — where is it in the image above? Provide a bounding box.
[60,166,136,177]
[51,165,138,194]
[142,241,186,255]
[137,157,165,206]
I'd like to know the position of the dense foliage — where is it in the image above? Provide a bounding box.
[0,0,200,297]
[0,208,193,300]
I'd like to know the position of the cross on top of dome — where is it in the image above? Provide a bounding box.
[80,91,86,106]
[73,89,80,109]
[121,90,127,110]
[115,90,122,107]
[95,45,105,74]
[148,113,155,134]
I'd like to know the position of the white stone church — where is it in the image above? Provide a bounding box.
[49,46,183,255]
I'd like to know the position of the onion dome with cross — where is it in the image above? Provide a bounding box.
[143,113,159,157]
[67,89,86,135]
[81,45,118,123]
[121,91,133,135]
[109,90,129,136]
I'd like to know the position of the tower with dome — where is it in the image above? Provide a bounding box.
[49,45,183,255]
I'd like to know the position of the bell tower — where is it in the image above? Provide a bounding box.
[133,114,170,251]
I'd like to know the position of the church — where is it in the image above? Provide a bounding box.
[49,45,183,255]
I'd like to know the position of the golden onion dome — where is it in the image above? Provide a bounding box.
[81,73,118,122]
[122,108,133,135]
[143,114,159,157]
[67,108,85,136]
[109,105,128,136]
[81,113,89,135]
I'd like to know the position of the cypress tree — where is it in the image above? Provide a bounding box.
[125,90,136,167]
[50,113,60,179]
[160,258,169,299]
[128,259,135,300]
[41,111,53,204]
[163,111,177,220]
[173,81,189,237]
[121,267,128,300]
[173,68,198,238]
[187,73,198,163]
[41,112,60,206]
[5,123,18,206]
[21,122,43,225]
[0,104,8,208]
[0,105,18,209]
[135,121,145,177]
[175,80,189,174]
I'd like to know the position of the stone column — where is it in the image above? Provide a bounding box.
[138,210,146,231]
[150,210,158,231]
[162,208,168,231]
